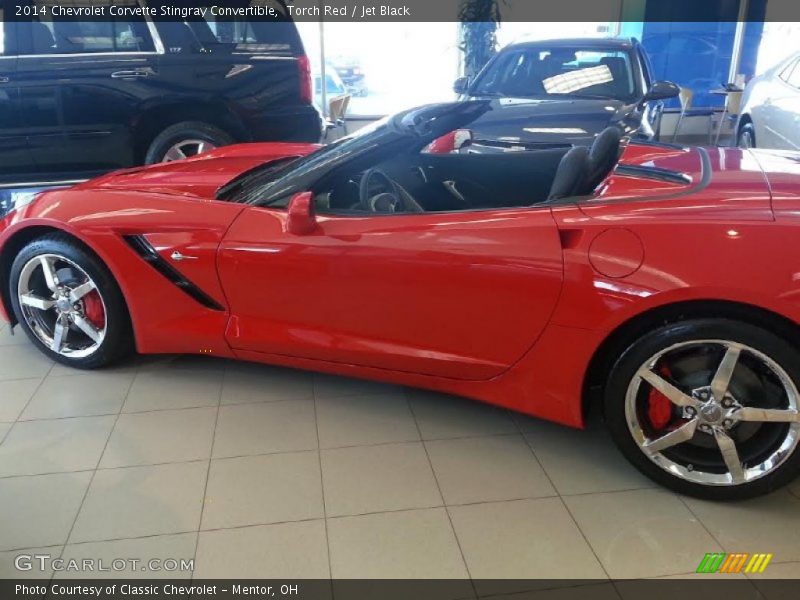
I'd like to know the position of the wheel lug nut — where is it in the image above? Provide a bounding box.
[723,419,733,428]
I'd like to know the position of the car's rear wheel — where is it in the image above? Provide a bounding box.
[605,319,800,500]
[9,234,133,369]
[145,121,234,164]
[738,122,756,149]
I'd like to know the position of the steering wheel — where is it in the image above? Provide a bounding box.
[359,168,400,212]
[358,168,423,213]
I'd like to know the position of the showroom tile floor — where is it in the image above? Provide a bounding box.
[1,321,799,592]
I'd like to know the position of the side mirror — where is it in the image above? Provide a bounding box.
[643,80,680,102]
[286,191,318,235]
[453,76,470,95]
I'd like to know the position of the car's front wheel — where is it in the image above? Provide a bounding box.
[9,234,133,369]
[605,319,800,500]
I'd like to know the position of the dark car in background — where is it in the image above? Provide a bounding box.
[0,0,322,186]
[453,37,678,150]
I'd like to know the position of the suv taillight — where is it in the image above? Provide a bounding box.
[298,55,312,105]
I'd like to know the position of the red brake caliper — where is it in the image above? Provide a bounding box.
[82,290,106,329]
[648,365,674,430]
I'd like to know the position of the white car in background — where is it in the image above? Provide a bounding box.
[738,52,800,149]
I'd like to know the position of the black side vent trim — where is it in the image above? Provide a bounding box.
[123,235,225,312]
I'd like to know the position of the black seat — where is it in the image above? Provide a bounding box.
[587,127,622,191]
[547,146,591,201]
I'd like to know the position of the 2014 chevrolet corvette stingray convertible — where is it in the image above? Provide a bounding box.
[2,101,800,500]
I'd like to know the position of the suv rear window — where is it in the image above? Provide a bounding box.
[19,1,155,54]
[151,1,303,56]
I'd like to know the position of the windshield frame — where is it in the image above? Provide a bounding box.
[222,101,492,206]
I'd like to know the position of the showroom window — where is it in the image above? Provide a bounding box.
[296,22,460,118]
[20,2,155,54]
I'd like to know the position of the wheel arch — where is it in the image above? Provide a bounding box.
[133,101,247,163]
[582,299,800,420]
[0,226,134,344]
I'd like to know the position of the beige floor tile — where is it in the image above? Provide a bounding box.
[789,479,800,500]
[316,394,419,449]
[221,362,314,405]
[449,498,606,593]
[0,472,91,550]
[49,359,140,378]
[70,461,207,543]
[195,520,330,579]
[409,389,517,440]
[212,400,317,458]
[0,416,115,476]
[100,407,217,468]
[21,372,134,420]
[0,345,52,380]
[328,508,470,581]
[0,379,41,422]
[565,489,723,579]
[58,533,196,579]
[0,324,28,346]
[523,420,654,495]
[313,373,402,399]
[0,422,9,442]
[0,546,61,579]
[123,368,223,413]
[322,442,441,516]
[202,451,323,530]
[426,435,556,505]
[683,491,800,562]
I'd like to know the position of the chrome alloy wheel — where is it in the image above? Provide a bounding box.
[625,340,800,486]
[17,254,107,359]
[162,139,216,162]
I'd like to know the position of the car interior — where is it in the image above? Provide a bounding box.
[313,126,622,213]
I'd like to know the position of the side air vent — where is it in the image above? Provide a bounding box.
[123,235,225,311]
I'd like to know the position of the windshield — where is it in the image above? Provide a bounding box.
[472,46,638,101]
[220,101,492,204]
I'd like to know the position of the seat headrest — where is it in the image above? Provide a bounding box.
[587,127,622,191]
[547,146,591,201]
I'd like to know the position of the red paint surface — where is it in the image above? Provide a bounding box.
[3,142,800,429]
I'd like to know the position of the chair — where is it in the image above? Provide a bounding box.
[324,94,351,141]
[672,87,714,144]
[714,90,743,146]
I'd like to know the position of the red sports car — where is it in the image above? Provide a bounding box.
[1,102,799,500]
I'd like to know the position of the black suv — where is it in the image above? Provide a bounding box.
[0,0,322,185]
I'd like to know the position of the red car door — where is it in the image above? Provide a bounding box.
[218,205,563,380]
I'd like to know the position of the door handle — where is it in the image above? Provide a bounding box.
[110,68,153,79]
[0,76,9,84]
[171,251,198,262]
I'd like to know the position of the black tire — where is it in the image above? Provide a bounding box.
[9,233,133,369]
[605,319,800,500]
[737,122,756,149]
[144,121,234,164]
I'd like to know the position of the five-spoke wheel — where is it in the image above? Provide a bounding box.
[9,234,132,369]
[607,319,800,499]
[17,253,107,358]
